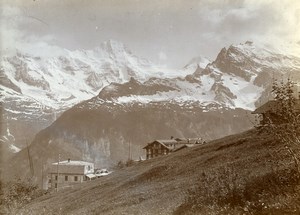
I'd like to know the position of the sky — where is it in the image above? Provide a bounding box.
[1,0,300,68]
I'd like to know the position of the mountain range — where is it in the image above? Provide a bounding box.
[1,40,300,184]
[1,40,201,155]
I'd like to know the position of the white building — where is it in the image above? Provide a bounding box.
[48,159,95,190]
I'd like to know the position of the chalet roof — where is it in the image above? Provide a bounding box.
[143,140,175,149]
[49,165,84,174]
[157,139,178,143]
[49,160,94,174]
[172,144,196,152]
[156,139,178,146]
[177,138,203,144]
[143,138,202,150]
[252,99,300,114]
[52,160,94,166]
[86,174,96,179]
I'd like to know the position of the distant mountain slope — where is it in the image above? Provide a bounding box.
[3,98,253,185]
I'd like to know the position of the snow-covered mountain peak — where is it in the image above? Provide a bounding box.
[1,41,176,110]
[204,41,300,84]
[183,56,211,78]
[184,56,211,69]
[228,41,276,59]
[227,41,300,65]
[99,39,130,54]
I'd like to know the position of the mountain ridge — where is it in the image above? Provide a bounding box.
[1,41,300,165]
[1,40,204,153]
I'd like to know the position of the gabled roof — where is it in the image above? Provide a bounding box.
[143,138,202,150]
[156,139,177,146]
[49,160,94,174]
[52,160,94,166]
[252,99,300,114]
[86,174,96,179]
[172,144,196,152]
[157,139,178,144]
[143,140,177,149]
[176,138,203,144]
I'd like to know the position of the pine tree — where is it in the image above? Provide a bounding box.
[264,78,300,172]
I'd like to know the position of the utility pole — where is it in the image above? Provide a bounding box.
[56,154,60,192]
[41,159,43,189]
[128,141,132,161]
[41,159,45,189]
[26,140,34,177]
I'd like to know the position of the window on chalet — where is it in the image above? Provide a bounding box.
[65,175,68,181]
[74,176,78,181]
[55,176,58,181]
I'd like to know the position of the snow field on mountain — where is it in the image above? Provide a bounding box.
[221,74,263,109]
[2,40,203,111]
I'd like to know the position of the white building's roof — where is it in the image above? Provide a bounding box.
[86,174,96,179]
[52,160,94,166]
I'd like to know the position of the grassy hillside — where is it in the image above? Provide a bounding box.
[19,129,300,215]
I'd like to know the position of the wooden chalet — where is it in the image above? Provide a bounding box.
[143,138,203,160]
[252,99,300,125]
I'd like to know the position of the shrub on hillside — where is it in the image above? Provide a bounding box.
[116,160,125,169]
[0,179,43,215]
[115,159,135,169]
[126,159,134,167]
[174,165,300,215]
[259,78,300,172]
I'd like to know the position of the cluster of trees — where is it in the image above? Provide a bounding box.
[262,78,300,172]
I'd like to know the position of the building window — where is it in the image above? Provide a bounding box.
[74,176,78,181]
[55,183,57,188]
[88,165,91,171]
[65,176,68,181]
[48,179,51,183]
[55,176,58,181]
